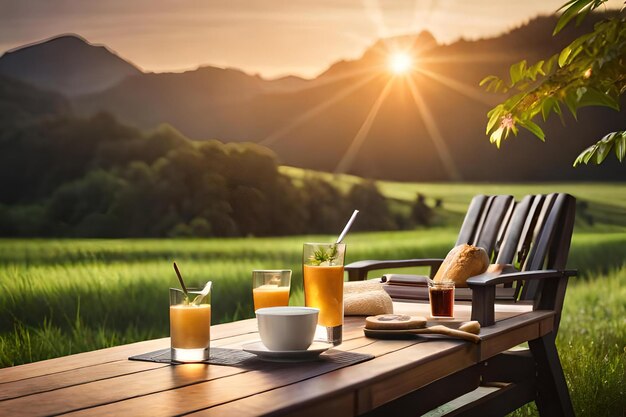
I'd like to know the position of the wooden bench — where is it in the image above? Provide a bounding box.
[345,193,577,416]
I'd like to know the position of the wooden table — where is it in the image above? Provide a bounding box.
[0,302,553,417]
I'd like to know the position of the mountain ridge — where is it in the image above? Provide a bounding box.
[0,34,141,96]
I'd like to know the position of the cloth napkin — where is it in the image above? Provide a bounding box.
[343,279,393,316]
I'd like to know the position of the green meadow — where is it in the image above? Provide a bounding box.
[283,167,626,231]
[0,181,624,416]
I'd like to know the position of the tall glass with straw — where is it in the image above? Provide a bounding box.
[303,210,358,345]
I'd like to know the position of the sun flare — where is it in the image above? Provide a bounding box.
[388,52,413,74]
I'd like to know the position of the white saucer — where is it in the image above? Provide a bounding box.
[242,341,333,362]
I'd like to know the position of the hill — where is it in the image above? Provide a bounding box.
[76,66,310,139]
[281,165,626,232]
[0,34,141,96]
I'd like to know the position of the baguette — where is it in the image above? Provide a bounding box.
[433,244,489,287]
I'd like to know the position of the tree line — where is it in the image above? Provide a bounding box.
[0,113,432,237]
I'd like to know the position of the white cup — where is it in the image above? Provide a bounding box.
[256,307,319,351]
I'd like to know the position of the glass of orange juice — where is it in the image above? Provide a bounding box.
[169,286,211,362]
[303,243,346,345]
[252,270,291,311]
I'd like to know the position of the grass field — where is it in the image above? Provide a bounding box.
[282,167,626,232]
[1,181,625,416]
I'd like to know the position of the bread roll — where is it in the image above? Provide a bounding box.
[344,291,393,316]
[344,279,384,294]
[433,244,490,287]
[365,314,427,330]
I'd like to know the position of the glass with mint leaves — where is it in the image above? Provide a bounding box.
[302,210,358,346]
[303,242,346,345]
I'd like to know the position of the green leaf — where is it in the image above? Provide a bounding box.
[479,75,498,87]
[573,148,590,166]
[519,119,546,141]
[567,32,592,53]
[553,101,563,117]
[573,143,596,166]
[480,75,507,93]
[511,123,519,136]
[528,60,545,80]
[529,104,543,119]
[575,6,592,26]
[506,92,528,110]
[486,110,501,134]
[583,144,598,164]
[554,0,591,35]
[490,127,505,148]
[509,60,527,85]
[577,87,620,110]
[487,106,498,119]
[594,140,612,164]
[615,132,626,162]
[568,45,584,62]
[558,46,573,68]
[556,0,582,13]
[541,97,556,121]
[557,42,583,67]
[544,54,558,75]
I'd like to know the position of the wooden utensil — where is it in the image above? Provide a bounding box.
[363,321,481,343]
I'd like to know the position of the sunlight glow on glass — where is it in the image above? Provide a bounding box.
[388,52,413,74]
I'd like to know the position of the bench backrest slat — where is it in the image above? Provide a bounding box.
[454,193,576,302]
[456,195,515,258]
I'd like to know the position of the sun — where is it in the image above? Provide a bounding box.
[388,52,413,75]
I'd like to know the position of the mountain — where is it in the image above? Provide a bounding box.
[75,66,311,138]
[0,34,141,96]
[316,31,439,81]
[50,15,626,180]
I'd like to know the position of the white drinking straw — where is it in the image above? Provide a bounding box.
[336,210,359,244]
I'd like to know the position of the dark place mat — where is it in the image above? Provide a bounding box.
[129,347,374,370]
[130,347,255,366]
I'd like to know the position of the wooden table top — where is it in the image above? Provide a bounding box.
[0,302,553,417]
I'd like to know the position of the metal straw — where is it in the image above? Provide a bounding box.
[336,210,359,243]
[173,262,188,296]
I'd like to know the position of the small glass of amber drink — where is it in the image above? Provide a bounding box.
[428,281,455,318]
[252,270,291,311]
[169,287,212,362]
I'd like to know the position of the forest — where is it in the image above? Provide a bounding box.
[0,111,429,237]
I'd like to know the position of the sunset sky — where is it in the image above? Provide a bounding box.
[0,0,622,78]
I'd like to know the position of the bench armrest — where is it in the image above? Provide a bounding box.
[467,269,577,287]
[344,258,444,281]
[468,269,577,327]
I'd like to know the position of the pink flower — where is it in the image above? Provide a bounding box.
[500,113,515,129]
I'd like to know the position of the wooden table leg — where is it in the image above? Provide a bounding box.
[529,332,574,417]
